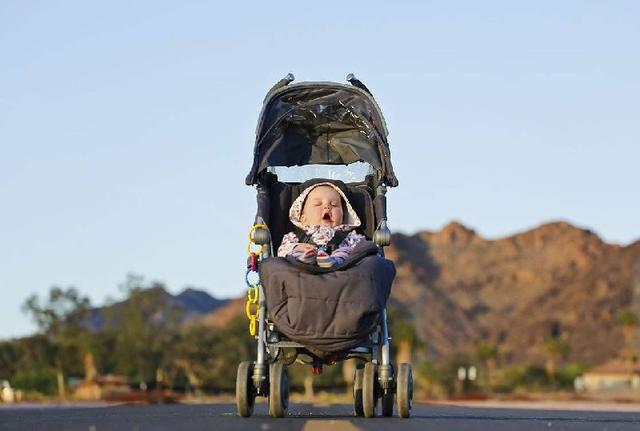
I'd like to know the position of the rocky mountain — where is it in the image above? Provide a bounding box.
[86,286,229,331]
[196,221,640,366]
[194,297,246,330]
[387,221,640,366]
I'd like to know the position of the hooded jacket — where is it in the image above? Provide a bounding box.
[277,182,365,257]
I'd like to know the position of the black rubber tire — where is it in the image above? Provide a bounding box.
[397,363,413,418]
[381,390,394,417]
[236,361,255,417]
[268,362,289,418]
[353,365,364,416]
[362,362,378,418]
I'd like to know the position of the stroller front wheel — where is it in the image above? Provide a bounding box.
[236,361,256,417]
[397,363,413,418]
[362,362,378,418]
[268,362,289,417]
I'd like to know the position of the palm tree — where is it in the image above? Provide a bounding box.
[303,368,315,400]
[617,310,639,362]
[474,342,498,392]
[388,311,419,365]
[542,338,570,389]
[342,358,356,395]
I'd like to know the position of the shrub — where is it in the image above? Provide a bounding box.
[12,369,57,395]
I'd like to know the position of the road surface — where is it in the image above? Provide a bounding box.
[1,402,639,431]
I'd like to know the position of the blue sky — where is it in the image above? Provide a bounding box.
[1,1,639,339]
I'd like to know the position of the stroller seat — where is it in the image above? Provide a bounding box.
[259,177,395,356]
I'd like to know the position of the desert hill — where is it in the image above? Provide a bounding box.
[199,221,640,366]
[86,286,229,331]
[387,221,640,365]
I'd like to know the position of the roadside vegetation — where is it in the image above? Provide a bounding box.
[0,277,632,401]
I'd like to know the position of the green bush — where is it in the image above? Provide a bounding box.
[494,363,586,392]
[556,363,586,389]
[12,369,57,395]
[413,353,481,396]
[494,364,548,392]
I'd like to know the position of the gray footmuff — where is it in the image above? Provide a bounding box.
[261,245,395,354]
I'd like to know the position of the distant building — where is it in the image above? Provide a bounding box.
[73,374,132,401]
[575,359,640,392]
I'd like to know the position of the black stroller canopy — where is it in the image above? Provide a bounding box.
[246,81,398,187]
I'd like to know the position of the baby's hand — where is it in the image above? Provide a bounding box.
[293,243,316,253]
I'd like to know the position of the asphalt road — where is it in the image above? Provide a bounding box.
[1,402,639,431]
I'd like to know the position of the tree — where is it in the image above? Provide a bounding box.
[388,308,421,365]
[474,342,499,392]
[171,318,256,391]
[617,310,639,362]
[22,287,92,399]
[341,359,356,396]
[542,338,570,390]
[109,275,182,384]
[171,325,220,394]
[0,334,60,395]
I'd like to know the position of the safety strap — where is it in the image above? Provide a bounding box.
[294,228,349,254]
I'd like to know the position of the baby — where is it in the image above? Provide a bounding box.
[277,182,366,268]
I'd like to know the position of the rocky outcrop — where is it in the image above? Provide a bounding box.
[388,221,639,365]
[86,286,229,331]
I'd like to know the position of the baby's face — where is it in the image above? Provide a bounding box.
[300,186,344,228]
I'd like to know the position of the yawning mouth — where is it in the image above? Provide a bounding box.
[322,212,332,221]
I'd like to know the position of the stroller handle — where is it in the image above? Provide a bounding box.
[346,73,373,96]
[263,73,295,101]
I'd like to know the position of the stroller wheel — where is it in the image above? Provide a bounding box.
[381,390,394,417]
[268,362,289,418]
[362,362,378,418]
[236,361,256,417]
[353,364,364,416]
[397,363,413,418]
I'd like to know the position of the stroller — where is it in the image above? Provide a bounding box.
[238,74,412,418]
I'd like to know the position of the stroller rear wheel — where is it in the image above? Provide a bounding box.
[362,362,378,417]
[353,364,364,416]
[397,363,413,418]
[236,361,256,417]
[381,390,394,417]
[268,362,289,417]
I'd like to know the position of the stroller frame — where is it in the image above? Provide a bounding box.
[237,74,412,418]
